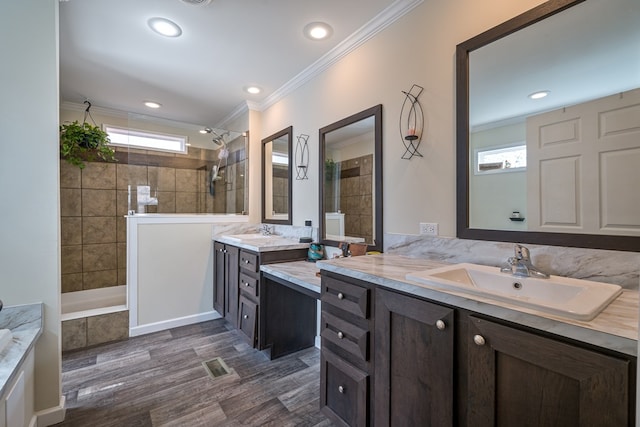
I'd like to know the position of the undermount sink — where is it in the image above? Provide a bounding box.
[405,263,622,321]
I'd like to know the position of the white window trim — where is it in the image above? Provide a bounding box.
[474,142,526,175]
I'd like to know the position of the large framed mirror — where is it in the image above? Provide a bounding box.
[319,104,383,252]
[262,126,293,224]
[456,0,640,251]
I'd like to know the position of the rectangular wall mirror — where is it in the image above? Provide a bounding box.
[262,126,292,224]
[319,104,383,252]
[456,0,640,251]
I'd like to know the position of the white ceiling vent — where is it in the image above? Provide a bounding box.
[180,0,213,5]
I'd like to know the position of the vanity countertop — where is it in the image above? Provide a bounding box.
[216,235,310,252]
[260,260,321,295]
[316,254,638,357]
[0,303,43,397]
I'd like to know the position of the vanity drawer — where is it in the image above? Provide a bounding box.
[239,250,259,272]
[321,310,369,362]
[321,348,369,427]
[321,276,370,319]
[239,272,259,298]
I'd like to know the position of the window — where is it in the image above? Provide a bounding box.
[474,143,526,175]
[104,125,188,154]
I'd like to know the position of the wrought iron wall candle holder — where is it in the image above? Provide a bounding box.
[399,84,424,159]
[295,133,309,180]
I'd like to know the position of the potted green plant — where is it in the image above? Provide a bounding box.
[59,120,117,169]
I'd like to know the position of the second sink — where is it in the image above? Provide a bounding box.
[406,263,622,321]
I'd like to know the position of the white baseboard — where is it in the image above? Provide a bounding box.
[36,395,66,427]
[129,311,222,337]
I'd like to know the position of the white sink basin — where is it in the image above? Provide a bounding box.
[406,263,622,321]
[0,329,13,352]
[224,233,278,242]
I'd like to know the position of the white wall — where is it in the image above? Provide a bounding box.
[259,0,546,236]
[469,122,527,230]
[0,0,63,419]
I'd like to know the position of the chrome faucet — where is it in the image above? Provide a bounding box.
[500,244,550,279]
[260,224,273,236]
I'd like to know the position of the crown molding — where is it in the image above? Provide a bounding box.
[258,0,424,111]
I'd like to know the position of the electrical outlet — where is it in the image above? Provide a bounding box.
[419,222,438,236]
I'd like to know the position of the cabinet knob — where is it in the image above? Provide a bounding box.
[338,385,345,394]
[243,314,249,319]
[473,334,486,346]
[244,259,250,264]
[244,282,250,286]
[223,249,227,253]
[337,292,344,300]
[337,331,344,339]
[435,320,446,330]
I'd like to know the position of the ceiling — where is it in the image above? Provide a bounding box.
[469,0,640,129]
[58,0,398,129]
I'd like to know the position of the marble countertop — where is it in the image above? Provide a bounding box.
[260,261,321,295]
[216,235,310,252]
[316,254,638,357]
[0,303,43,397]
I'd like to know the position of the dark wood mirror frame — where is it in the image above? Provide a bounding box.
[456,0,639,252]
[319,104,383,252]
[262,126,293,225]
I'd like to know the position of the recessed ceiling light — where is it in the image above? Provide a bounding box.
[528,90,550,100]
[148,17,182,37]
[304,22,333,40]
[144,101,162,109]
[245,86,261,95]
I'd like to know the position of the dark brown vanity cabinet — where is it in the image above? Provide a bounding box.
[213,241,239,327]
[320,273,374,427]
[214,240,307,349]
[321,272,636,427]
[237,250,260,346]
[374,288,455,427]
[466,316,634,427]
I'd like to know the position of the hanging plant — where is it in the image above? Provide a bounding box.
[59,101,117,169]
[325,158,336,180]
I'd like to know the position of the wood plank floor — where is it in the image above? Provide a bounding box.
[55,319,336,427]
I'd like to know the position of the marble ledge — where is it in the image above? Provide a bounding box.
[316,254,639,357]
[0,303,43,397]
[260,261,321,296]
[216,235,310,252]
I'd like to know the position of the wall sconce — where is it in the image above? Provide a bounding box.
[399,84,424,160]
[295,133,310,180]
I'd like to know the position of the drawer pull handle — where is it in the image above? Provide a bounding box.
[473,335,486,346]
[244,282,250,286]
[243,314,249,319]
[338,385,345,394]
[337,331,344,339]
[337,292,344,300]
[436,320,446,330]
[243,259,250,264]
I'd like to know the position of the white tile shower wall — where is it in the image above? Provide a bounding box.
[385,234,640,290]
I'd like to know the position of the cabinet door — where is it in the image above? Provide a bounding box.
[321,349,370,427]
[238,295,258,346]
[213,242,226,314]
[224,245,240,328]
[374,288,455,427]
[467,316,631,427]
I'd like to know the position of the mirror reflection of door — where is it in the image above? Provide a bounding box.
[324,116,375,244]
[262,126,292,224]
